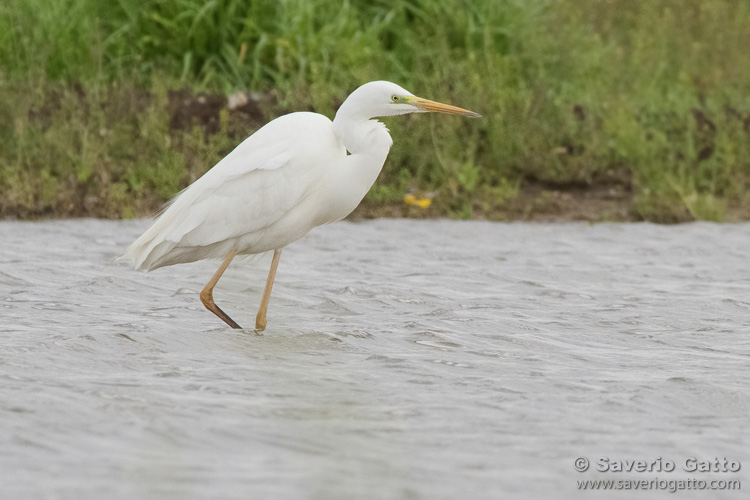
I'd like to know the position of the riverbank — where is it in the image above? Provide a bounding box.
[4,83,750,223]
[2,0,749,222]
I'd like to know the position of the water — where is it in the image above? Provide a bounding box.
[1,219,748,499]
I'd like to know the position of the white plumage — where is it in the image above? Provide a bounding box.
[122,112,345,270]
[121,80,480,330]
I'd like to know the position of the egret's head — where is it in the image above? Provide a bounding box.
[336,80,481,121]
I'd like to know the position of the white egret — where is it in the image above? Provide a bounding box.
[121,81,480,330]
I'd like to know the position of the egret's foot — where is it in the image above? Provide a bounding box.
[217,311,242,330]
[199,249,241,329]
[200,291,242,329]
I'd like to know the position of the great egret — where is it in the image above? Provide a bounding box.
[122,81,480,331]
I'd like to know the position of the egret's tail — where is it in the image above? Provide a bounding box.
[118,222,176,271]
[118,188,199,270]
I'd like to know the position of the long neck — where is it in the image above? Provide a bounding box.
[324,113,394,222]
[332,108,393,180]
[332,103,393,156]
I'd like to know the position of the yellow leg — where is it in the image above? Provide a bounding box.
[200,249,241,329]
[255,249,282,331]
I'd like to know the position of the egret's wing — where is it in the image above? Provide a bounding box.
[122,112,340,270]
[123,146,301,269]
[162,148,296,245]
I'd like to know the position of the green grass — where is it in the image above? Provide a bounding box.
[1,0,749,220]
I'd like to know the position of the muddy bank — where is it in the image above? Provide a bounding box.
[4,86,747,223]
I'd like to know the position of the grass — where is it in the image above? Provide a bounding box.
[1,0,749,221]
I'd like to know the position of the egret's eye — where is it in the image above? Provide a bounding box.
[391,95,400,102]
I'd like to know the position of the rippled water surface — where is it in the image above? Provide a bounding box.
[1,219,749,499]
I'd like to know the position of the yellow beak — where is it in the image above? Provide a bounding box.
[413,97,482,118]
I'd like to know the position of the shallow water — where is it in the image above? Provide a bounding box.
[1,219,748,499]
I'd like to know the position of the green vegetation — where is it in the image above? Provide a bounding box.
[1,0,749,221]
